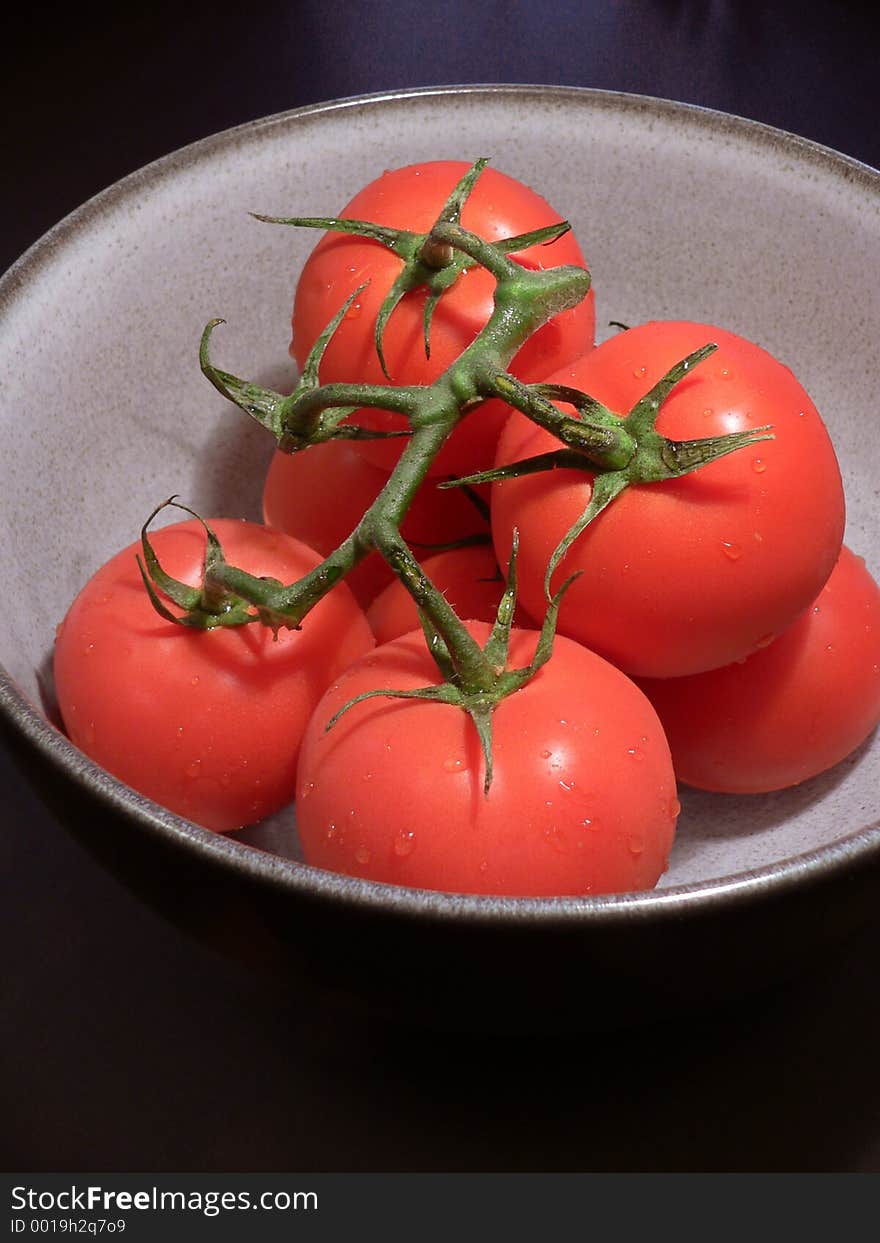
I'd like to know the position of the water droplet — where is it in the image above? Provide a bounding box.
[626,747,644,762]
[721,541,743,561]
[83,642,96,656]
[627,832,645,856]
[479,860,489,874]
[191,675,200,686]
[325,822,338,841]
[754,633,776,649]
[394,829,416,858]
[582,817,600,832]
[825,643,835,654]
[632,364,647,379]
[752,458,767,473]
[559,778,576,792]
[754,531,764,543]
[345,301,363,320]
[176,725,185,739]
[354,845,372,866]
[185,759,202,778]
[540,749,552,760]
[720,367,733,380]
[443,756,464,773]
[301,780,316,799]
[668,796,682,819]
[362,771,373,782]
[702,406,714,418]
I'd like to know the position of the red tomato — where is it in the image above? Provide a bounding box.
[262,439,490,607]
[296,624,678,897]
[290,160,595,477]
[492,322,846,677]
[366,543,526,645]
[53,518,374,832]
[637,546,880,793]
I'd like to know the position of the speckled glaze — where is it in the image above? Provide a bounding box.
[2,86,879,1028]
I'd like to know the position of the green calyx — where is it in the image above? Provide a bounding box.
[324,533,576,793]
[253,158,573,380]
[137,499,270,630]
[446,343,774,597]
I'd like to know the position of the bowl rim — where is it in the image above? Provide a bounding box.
[3,82,880,929]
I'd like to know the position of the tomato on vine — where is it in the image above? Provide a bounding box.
[285,159,596,477]
[296,623,678,897]
[53,516,374,832]
[491,321,846,677]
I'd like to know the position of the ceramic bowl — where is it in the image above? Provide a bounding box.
[2,85,879,1031]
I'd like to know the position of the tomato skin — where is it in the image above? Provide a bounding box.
[262,440,490,607]
[53,519,374,832]
[366,544,522,644]
[296,624,678,897]
[637,546,880,794]
[290,160,595,477]
[492,322,846,678]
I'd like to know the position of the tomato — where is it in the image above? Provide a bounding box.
[492,322,846,677]
[290,160,595,477]
[636,546,880,793]
[296,624,678,896]
[53,518,374,832]
[366,543,528,645]
[262,439,490,607]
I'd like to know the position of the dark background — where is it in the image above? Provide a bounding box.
[4,0,880,1173]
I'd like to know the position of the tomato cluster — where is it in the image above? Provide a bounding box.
[53,159,880,899]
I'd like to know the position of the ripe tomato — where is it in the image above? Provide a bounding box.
[290,160,595,477]
[296,624,678,897]
[637,546,880,793]
[53,518,374,832]
[262,439,490,607]
[492,322,846,677]
[366,543,526,644]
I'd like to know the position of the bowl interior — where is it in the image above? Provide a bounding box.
[2,86,879,894]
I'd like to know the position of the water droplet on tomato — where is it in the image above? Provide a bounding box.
[345,301,363,320]
[443,756,464,773]
[326,822,338,841]
[582,817,600,831]
[191,675,200,686]
[559,778,576,792]
[702,406,714,418]
[668,796,682,820]
[720,367,733,380]
[540,749,552,760]
[627,832,645,855]
[632,364,647,379]
[752,458,767,473]
[301,780,316,799]
[185,759,202,778]
[394,830,416,858]
[721,541,743,561]
[626,747,644,762]
[354,845,372,865]
[754,633,776,649]
[754,531,764,543]
[825,643,835,654]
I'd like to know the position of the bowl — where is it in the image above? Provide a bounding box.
[2,85,879,1032]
